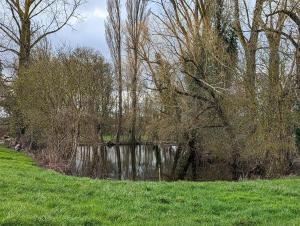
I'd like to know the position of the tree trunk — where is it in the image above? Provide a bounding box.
[210,89,242,180]
[130,52,138,145]
[176,149,191,180]
[116,47,123,180]
[171,144,182,179]
[296,46,300,99]
[19,18,31,71]
[176,135,198,180]
[15,17,31,147]
[245,47,257,109]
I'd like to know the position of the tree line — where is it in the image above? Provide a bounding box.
[0,0,300,180]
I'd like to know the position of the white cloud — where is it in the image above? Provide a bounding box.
[50,1,109,56]
[80,8,107,20]
[92,8,107,19]
[68,7,107,26]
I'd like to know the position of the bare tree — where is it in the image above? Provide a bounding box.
[126,0,149,180]
[0,0,83,70]
[266,0,300,99]
[234,0,264,122]
[105,0,123,179]
[126,0,149,144]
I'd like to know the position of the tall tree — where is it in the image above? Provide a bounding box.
[146,0,241,179]
[0,0,82,71]
[105,0,123,179]
[267,0,300,99]
[126,0,149,144]
[234,0,264,126]
[126,0,149,179]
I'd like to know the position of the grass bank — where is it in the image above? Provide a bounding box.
[0,147,299,226]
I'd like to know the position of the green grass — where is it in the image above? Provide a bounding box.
[0,147,299,226]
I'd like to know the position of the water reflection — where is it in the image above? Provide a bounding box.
[72,145,177,180]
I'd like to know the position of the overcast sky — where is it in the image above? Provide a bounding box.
[48,0,255,61]
[38,0,255,61]
[50,0,110,58]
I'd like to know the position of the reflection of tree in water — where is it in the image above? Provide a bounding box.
[73,145,176,180]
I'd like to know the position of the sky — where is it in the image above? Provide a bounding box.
[50,0,110,58]
[48,0,255,60]
[2,0,256,65]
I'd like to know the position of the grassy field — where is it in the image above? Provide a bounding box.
[0,147,299,226]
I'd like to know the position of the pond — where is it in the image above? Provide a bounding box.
[72,144,177,181]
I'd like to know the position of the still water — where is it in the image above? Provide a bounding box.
[72,145,177,180]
